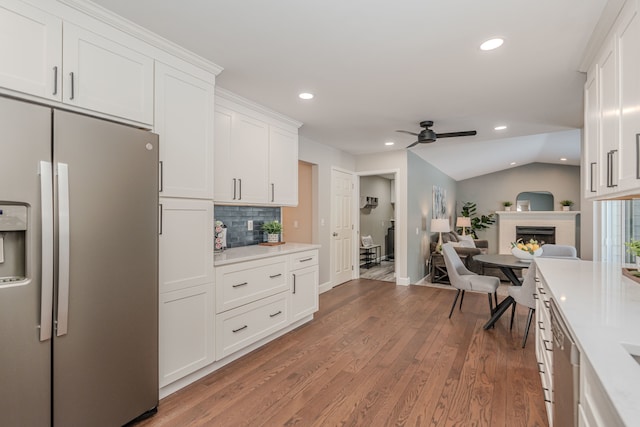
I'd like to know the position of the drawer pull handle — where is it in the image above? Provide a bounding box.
[533,293,539,300]
[537,287,546,295]
[292,273,296,294]
[544,300,550,309]
[543,339,553,352]
[537,362,545,374]
[269,310,282,318]
[53,66,58,95]
[233,282,248,288]
[232,325,248,333]
[269,273,282,279]
[300,257,313,262]
[538,321,545,331]
[542,387,552,403]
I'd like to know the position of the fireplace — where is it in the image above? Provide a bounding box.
[516,226,556,245]
[496,211,578,254]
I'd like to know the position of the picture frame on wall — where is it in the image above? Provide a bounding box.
[433,185,447,219]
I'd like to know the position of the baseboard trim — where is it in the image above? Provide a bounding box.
[319,280,333,294]
[397,276,410,286]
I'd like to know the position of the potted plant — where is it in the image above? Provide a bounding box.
[625,240,640,269]
[502,201,513,211]
[459,202,496,239]
[262,220,283,243]
[560,200,574,211]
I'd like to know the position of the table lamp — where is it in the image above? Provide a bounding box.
[431,218,450,252]
[456,217,471,235]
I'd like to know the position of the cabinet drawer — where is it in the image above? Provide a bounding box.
[216,292,289,359]
[290,250,318,270]
[215,257,288,313]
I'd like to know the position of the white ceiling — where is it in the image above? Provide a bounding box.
[91,0,607,179]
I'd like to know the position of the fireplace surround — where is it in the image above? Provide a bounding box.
[497,211,579,254]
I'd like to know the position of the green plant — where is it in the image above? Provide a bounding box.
[625,240,640,256]
[261,220,283,234]
[502,201,513,207]
[559,200,574,207]
[459,202,496,239]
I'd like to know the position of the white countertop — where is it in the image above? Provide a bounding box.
[535,258,640,426]
[214,243,320,266]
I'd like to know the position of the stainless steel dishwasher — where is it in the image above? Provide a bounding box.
[550,298,580,427]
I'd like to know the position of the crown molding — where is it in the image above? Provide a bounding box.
[216,87,303,129]
[59,0,223,76]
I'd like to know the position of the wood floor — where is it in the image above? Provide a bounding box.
[137,279,548,427]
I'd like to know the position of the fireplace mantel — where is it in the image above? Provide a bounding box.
[496,210,580,254]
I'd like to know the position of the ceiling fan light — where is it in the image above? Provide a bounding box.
[480,38,504,51]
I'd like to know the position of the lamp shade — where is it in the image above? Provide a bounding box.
[456,217,471,228]
[431,218,450,233]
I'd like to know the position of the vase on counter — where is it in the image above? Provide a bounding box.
[267,233,279,243]
[562,206,570,211]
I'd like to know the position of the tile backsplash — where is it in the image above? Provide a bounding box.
[214,205,281,248]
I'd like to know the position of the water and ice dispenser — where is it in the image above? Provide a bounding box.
[0,205,27,285]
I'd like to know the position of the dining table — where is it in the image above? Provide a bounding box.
[473,254,532,329]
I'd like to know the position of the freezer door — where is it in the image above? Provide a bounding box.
[52,110,159,427]
[0,97,52,426]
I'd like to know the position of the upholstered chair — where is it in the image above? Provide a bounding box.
[507,263,537,348]
[540,244,578,258]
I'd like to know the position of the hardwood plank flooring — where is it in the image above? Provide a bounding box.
[136,279,547,426]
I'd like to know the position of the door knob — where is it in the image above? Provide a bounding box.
[333,232,338,237]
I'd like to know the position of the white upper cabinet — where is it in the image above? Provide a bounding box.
[155,62,215,199]
[214,89,301,206]
[63,23,153,124]
[269,126,299,206]
[0,0,62,101]
[585,0,640,199]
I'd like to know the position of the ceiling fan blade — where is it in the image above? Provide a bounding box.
[406,141,420,148]
[435,130,477,138]
[396,130,420,136]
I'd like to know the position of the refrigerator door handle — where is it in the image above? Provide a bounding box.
[56,162,71,337]
[39,161,54,342]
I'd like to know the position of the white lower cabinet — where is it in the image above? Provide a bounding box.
[535,274,554,425]
[290,250,319,322]
[159,283,215,388]
[216,292,289,359]
[579,356,625,427]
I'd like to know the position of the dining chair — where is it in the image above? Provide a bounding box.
[442,243,500,319]
[540,244,578,258]
[508,263,537,348]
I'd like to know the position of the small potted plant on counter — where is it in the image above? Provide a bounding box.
[560,200,574,211]
[502,201,513,211]
[262,220,283,243]
[625,240,640,270]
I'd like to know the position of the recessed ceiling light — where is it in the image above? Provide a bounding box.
[510,162,517,166]
[494,125,507,131]
[480,38,504,51]
[385,141,394,146]
[560,157,567,161]
[298,92,314,100]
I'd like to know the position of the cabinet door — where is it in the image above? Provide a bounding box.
[63,23,153,124]
[617,2,640,192]
[583,65,599,199]
[159,283,214,387]
[213,106,236,202]
[234,113,269,203]
[156,62,215,199]
[159,199,214,293]
[597,37,619,193]
[0,0,61,101]
[290,265,319,322]
[269,125,298,206]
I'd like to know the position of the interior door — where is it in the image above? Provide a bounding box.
[331,169,354,286]
[0,97,52,426]
[52,110,158,426]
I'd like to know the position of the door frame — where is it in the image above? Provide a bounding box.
[355,169,399,284]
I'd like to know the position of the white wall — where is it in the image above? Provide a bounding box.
[298,136,355,289]
[356,150,408,284]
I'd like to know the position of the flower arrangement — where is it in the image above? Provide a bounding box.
[214,220,226,252]
[511,238,541,254]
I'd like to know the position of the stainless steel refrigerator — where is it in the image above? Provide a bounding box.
[0,96,159,426]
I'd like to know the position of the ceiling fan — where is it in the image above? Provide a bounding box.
[396,120,477,148]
